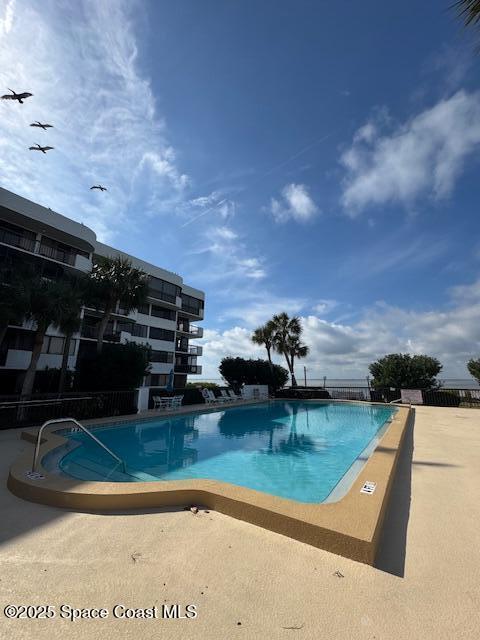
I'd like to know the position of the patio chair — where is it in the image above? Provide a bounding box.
[153,396,173,410]
[171,395,184,409]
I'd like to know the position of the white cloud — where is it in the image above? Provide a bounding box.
[221,293,306,327]
[312,299,337,315]
[270,183,319,223]
[341,91,480,215]
[0,0,15,36]
[0,0,188,241]
[187,225,266,283]
[179,191,236,226]
[197,279,480,379]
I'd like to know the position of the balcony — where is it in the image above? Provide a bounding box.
[176,323,203,338]
[39,242,76,266]
[175,344,203,356]
[80,324,121,343]
[0,226,36,253]
[174,364,202,374]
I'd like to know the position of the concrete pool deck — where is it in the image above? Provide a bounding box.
[0,405,479,639]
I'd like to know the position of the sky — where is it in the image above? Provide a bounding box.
[1,0,480,381]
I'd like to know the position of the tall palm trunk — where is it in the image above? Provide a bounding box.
[18,326,46,421]
[21,327,46,397]
[266,345,273,371]
[290,354,297,387]
[96,307,113,354]
[58,332,72,393]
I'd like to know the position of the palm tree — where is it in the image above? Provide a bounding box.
[57,276,86,393]
[271,312,308,387]
[86,256,149,354]
[20,276,73,398]
[457,1,480,28]
[283,334,309,387]
[251,320,276,368]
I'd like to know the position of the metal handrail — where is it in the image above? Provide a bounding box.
[32,417,126,474]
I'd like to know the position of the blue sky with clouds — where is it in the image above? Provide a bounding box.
[1,0,480,380]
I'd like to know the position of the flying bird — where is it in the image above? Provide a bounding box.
[29,144,54,154]
[1,88,33,104]
[90,185,107,191]
[30,121,53,130]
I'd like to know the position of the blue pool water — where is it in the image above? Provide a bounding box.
[53,401,396,503]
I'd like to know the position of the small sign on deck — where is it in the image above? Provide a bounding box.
[360,481,377,495]
[25,470,45,481]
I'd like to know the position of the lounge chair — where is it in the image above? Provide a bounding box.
[202,388,228,404]
[227,389,243,401]
[219,389,234,402]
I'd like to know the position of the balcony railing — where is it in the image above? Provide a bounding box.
[39,243,76,266]
[174,364,202,374]
[80,325,121,342]
[175,344,203,355]
[0,227,36,253]
[188,346,203,356]
[176,323,203,337]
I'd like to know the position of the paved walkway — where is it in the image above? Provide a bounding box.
[0,406,479,639]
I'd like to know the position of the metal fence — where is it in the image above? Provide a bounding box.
[276,386,480,408]
[0,390,137,430]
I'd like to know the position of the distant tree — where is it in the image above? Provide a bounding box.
[369,354,442,390]
[271,312,309,387]
[219,357,289,392]
[86,256,149,353]
[251,320,276,369]
[467,357,480,384]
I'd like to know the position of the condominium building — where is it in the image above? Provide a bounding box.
[0,186,204,394]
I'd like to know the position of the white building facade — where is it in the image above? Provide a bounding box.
[0,187,204,394]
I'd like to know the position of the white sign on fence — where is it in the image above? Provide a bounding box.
[400,389,424,405]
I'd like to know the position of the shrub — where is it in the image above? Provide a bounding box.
[219,357,289,392]
[369,353,442,390]
[75,342,151,391]
[186,381,219,390]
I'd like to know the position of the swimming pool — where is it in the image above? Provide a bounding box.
[49,401,396,504]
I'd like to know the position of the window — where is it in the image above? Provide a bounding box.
[148,277,181,304]
[150,350,174,363]
[144,374,168,387]
[131,323,148,338]
[149,327,175,342]
[40,336,77,355]
[137,303,150,315]
[4,328,35,351]
[181,293,204,315]
[117,320,134,334]
[151,305,176,321]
